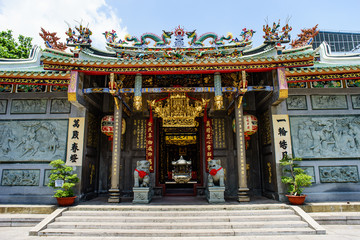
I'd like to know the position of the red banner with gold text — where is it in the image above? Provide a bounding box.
[146,119,154,172]
[204,119,213,172]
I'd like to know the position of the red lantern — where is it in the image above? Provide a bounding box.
[101,115,114,141]
[244,114,258,136]
[243,115,258,150]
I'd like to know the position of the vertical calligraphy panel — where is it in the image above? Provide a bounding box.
[272,114,292,163]
[213,119,226,149]
[146,120,154,172]
[66,117,85,166]
[204,119,213,171]
[133,119,146,149]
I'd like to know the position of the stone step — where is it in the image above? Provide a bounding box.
[0,214,47,227]
[70,204,288,212]
[33,204,324,237]
[55,214,301,223]
[39,227,316,237]
[62,209,294,217]
[309,212,360,225]
[47,220,309,230]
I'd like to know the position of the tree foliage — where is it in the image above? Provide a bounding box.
[280,154,312,196]
[48,159,79,198]
[0,30,33,59]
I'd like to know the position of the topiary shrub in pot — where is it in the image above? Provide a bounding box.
[48,159,79,206]
[280,154,312,205]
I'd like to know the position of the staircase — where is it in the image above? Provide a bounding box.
[33,204,325,237]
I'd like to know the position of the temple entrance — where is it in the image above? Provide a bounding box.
[157,120,202,196]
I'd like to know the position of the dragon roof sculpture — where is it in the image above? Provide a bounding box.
[263,19,292,43]
[101,26,256,60]
[65,20,92,47]
[290,25,319,48]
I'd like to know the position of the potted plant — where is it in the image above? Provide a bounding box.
[48,159,79,206]
[280,154,312,205]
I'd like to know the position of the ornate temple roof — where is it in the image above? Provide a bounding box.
[0,46,70,85]
[285,42,360,84]
[0,23,359,87]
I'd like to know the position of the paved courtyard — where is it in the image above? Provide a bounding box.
[1,224,360,240]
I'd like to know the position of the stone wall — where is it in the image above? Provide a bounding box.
[0,91,81,204]
[274,87,360,201]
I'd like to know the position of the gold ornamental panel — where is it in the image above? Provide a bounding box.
[148,93,209,128]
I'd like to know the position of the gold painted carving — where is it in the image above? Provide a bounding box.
[109,73,116,95]
[235,71,248,108]
[214,95,224,110]
[148,93,209,127]
[67,92,76,102]
[133,96,142,111]
[165,135,197,145]
[267,162,272,183]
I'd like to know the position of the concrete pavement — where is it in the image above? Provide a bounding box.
[1,225,360,240]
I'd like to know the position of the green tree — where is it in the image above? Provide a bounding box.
[0,30,32,59]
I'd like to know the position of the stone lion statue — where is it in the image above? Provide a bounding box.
[134,160,150,188]
[208,159,225,187]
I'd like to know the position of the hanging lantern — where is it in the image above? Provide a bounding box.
[101,116,126,142]
[244,114,258,149]
[244,114,258,136]
[101,115,114,141]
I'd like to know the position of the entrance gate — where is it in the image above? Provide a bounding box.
[157,120,203,195]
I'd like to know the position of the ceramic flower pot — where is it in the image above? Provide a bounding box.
[56,196,77,206]
[286,195,307,205]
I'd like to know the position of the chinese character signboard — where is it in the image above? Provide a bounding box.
[66,117,85,166]
[134,119,146,149]
[146,120,154,172]
[213,119,226,149]
[272,115,292,162]
[205,119,214,171]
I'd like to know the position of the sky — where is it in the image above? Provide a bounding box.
[0,0,359,51]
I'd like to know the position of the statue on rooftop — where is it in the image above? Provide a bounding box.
[39,28,67,51]
[290,24,319,48]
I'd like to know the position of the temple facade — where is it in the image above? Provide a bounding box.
[0,22,359,204]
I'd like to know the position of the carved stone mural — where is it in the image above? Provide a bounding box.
[1,169,40,186]
[299,166,315,183]
[290,116,360,158]
[50,99,71,113]
[352,95,360,109]
[11,99,47,114]
[311,95,347,110]
[0,100,7,114]
[44,169,52,186]
[319,166,359,183]
[0,120,68,162]
[286,95,307,110]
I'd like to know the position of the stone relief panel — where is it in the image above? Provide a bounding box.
[290,116,360,158]
[1,169,40,186]
[0,100,7,114]
[299,166,316,183]
[286,95,307,110]
[50,99,71,113]
[319,166,359,183]
[351,95,360,109]
[44,169,51,186]
[11,99,47,114]
[0,120,68,162]
[311,95,347,110]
